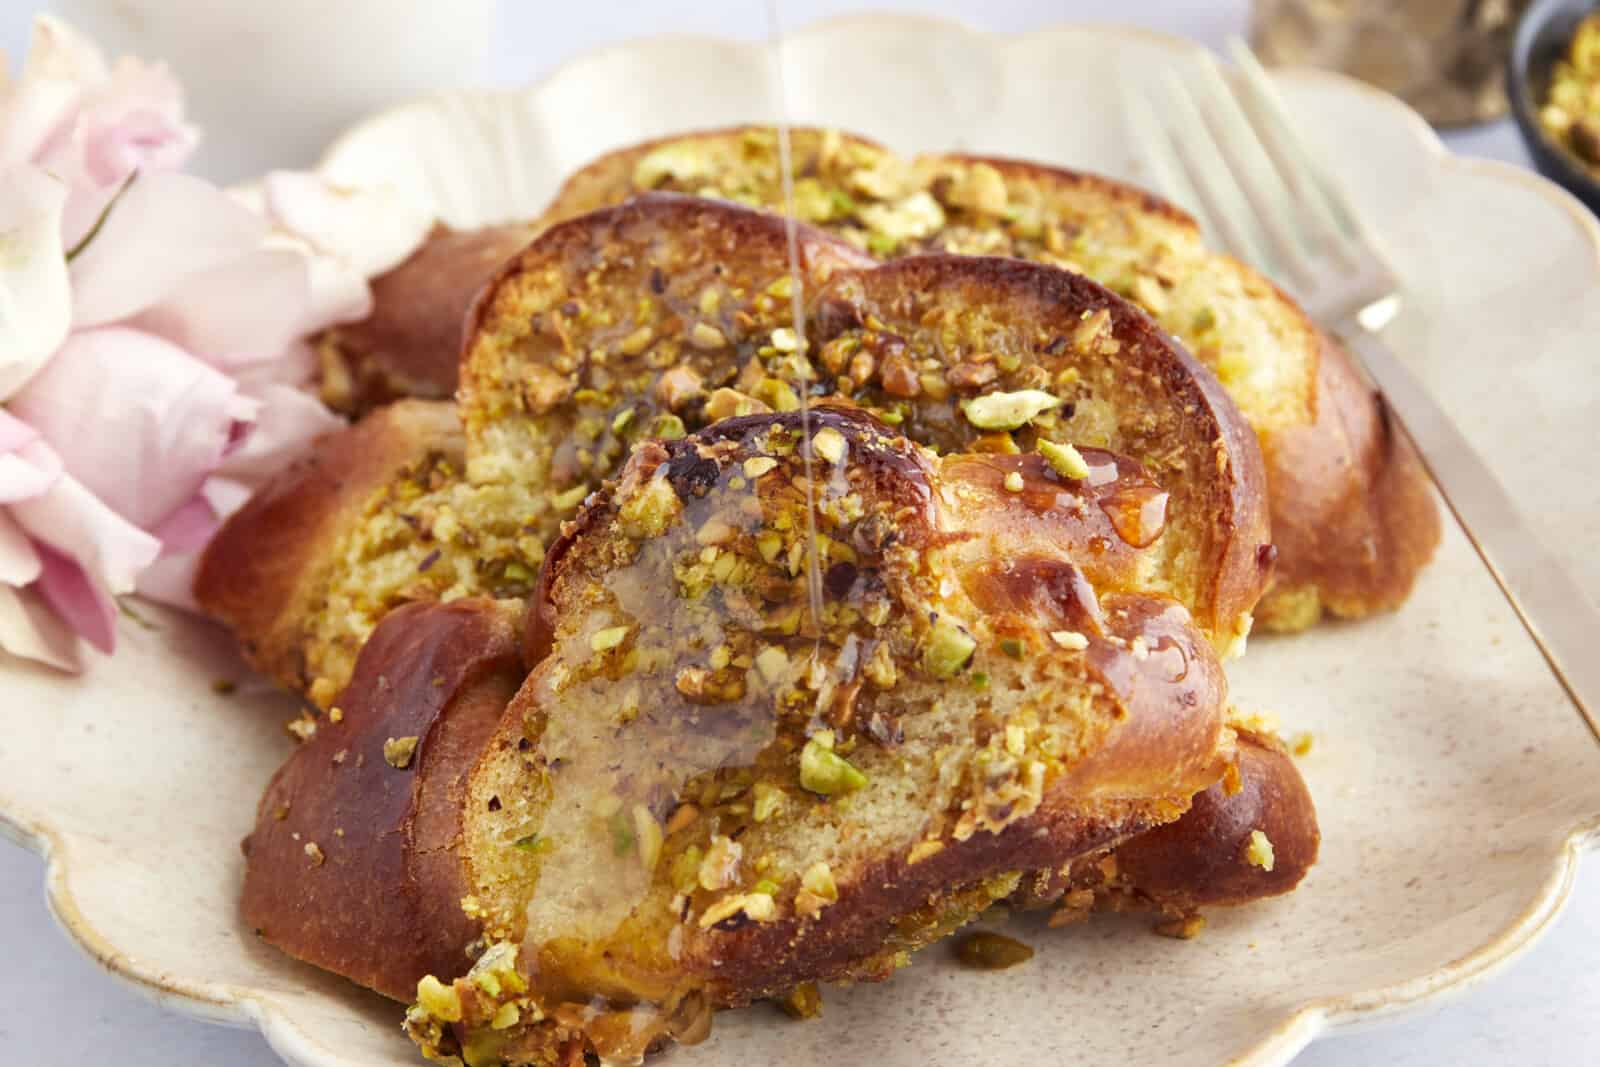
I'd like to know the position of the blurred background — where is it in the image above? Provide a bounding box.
[0,1,1536,181]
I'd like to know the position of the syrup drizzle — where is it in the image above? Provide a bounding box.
[766,0,826,639]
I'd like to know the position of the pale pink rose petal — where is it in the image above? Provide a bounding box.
[149,494,219,553]
[68,170,267,328]
[134,552,201,611]
[133,494,221,611]
[302,252,375,331]
[0,512,43,586]
[0,16,105,170]
[0,166,72,400]
[202,382,343,516]
[7,467,161,599]
[8,327,258,528]
[78,56,196,181]
[225,339,318,392]
[0,584,80,671]
[131,247,315,368]
[0,441,64,505]
[28,34,198,245]
[0,409,64,505]
[33,540,116,653]
[263,170,433,278]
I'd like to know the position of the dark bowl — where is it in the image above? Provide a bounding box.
[1509,0,1600,214]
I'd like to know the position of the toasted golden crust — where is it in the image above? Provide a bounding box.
[1254,339,1441,629]
[815,254,1269,645]
[239,598,522,1001]
[1107,728,1319,908]
[438,407,1234,1064]
[314,223,539,415]
[539,127,1438,631]
[195,400,464,695]
[1010,729,1319,919]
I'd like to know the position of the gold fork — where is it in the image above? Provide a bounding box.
[1123,39,1600,743]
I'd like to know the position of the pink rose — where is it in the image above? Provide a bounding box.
[0,16,431,670]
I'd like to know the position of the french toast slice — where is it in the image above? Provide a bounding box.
[461,193,1268,649]
[226,517,1313,1022]
[540,127,1439,631]
[314,222,540,415]
[195,401,541,703]
[239,597,524,1000]
[424,407,1236,1065]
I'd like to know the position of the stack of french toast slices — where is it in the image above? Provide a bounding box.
[197,127,1438,1067]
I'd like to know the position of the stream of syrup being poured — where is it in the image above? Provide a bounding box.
[766,0,826,639]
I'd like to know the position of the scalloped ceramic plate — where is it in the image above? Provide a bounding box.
[4,15,1600,1067]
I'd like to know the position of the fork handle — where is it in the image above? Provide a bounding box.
[1341,326,1600,745]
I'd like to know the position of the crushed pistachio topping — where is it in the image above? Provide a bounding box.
[651,413,687,439]
[633,804,664,871]
[778,982,823,1019]
[1244,829,1276,872]
[699,890,776,928]
[953,931,1034,970]
[752,781,786,822]
[468,941,527,998]
[383,735,419,770]
[308,676,337,709]
[810,426,847,465]
[551,483,589,511]
[743,456,779,479]
[960,389,1061,431]
[922,616,977,678]
[1003,470,1024,493]
[590,625,631,654]
[619,475,682,539]
[754,644,790,683]
[416,974,463,1022]
[303,841,324,866]
[1037,438,1091,480]
[1155,913,1207,940]
[858,190,946,249]
[632,141,715,188]
[513,833,550,853]
[1049,630,1089,651]
[800,861,835,896]
[799,729,869,795]
[770,326,802,352]
[946,161,1009,215]
[690,322,727,350]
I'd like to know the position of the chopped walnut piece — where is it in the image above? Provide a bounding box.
[879,351,920,397]
[655,365,705,411]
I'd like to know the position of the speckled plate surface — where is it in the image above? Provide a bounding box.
[4,15,1600,1067]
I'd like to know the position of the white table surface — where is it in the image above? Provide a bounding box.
[2,1,1597,1064]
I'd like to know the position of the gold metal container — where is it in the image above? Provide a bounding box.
[1251,0,1534,126]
